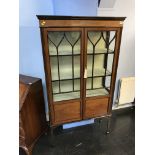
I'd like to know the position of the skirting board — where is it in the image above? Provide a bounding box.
[112,102,134,110]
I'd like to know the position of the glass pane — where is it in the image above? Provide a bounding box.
[86,30,116,97]
[105,76,111,88]
[53,92,80,102]
[93,77,103,88]
[48,31,81,102]
[60,79,80,92]
[48,32,80,55]
[109,31,116,51]
[52,79,80,102]
[52,81,59,94]
[87,55,111,78]
[86,77,109,97]
[50,57,58,81]
[59,56,72,80]
[107,54,114,73]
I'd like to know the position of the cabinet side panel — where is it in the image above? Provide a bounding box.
[108,28,123,114]
[40,28,54,124]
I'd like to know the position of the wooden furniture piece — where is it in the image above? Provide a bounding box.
[37,15,126,133]
[19,75,47,155]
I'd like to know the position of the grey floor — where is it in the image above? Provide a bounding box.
[33,107,135,155]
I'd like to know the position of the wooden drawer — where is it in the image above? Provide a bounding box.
[84,97,109,119]
[53,101,81,124]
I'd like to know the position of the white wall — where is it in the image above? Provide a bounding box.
[53,0,98,16]
[19,0,98,126]
[98,0,135,105]
[19,0,54,114]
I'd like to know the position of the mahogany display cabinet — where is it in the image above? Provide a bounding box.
[37,15,126,133]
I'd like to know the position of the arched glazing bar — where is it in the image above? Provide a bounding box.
[48,31,81,94]
[87,31,116,92]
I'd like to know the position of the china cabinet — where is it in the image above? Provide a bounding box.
[37,15,125,133]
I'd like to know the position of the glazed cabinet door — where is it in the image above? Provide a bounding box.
[42,28,84,125]
[83,28,120,119]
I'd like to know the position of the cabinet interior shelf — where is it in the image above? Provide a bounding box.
[49,52,114,57]
[87,52,114,55]
[50,54,80,57]
[51,68,111,81]
[49,49,114,56]
[52,74,111,82]
[52,77,80,82]
[53,87,109,102]
[53,86,110,94]
[53,89,79,95]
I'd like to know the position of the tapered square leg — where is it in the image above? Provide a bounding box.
[106,116,111,134]
[49,127,55,148]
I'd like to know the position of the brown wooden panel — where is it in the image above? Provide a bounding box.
[39,20,124,28]
[84,98,109,119]
[108,28,123,114]
[54,101,81,124]
[19,75,47,152]
[21,88,46,147]
[19,83,29,110]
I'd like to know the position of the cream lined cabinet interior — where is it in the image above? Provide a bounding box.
[37,15,126,128]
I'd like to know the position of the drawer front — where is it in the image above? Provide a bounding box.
[54,101,81,124]
[84,98,109,119]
